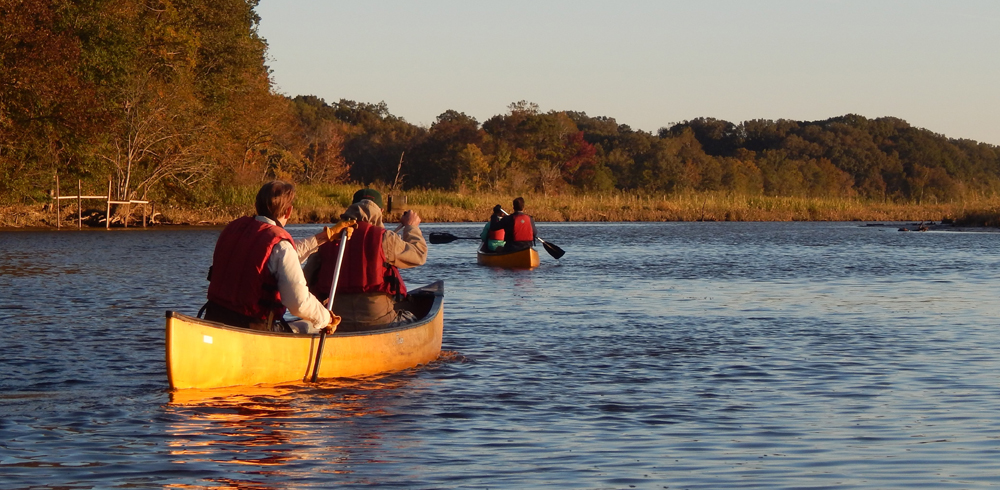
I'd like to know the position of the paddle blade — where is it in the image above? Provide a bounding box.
[429,232,459,244]
[539,238,565,259]
[429,232,480,244]
[311,330,327,383]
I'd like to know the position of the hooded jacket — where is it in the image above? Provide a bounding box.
[303,199,427,328]
[309,220,407,300]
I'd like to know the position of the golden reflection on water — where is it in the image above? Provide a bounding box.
[165,478,277,490]
[163,372,443,488]
[0,251,82,277]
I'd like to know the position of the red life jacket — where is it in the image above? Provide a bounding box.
[310,221,407,300]
[511,212,534,242]
[206,216,292,320]
[488,224,505,241]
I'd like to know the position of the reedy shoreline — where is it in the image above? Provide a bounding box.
[3,184,1000,229]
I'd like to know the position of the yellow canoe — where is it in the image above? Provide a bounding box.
[477,247,540,269]
[166,281,444,390]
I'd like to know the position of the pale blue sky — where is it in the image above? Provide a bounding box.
[256,0,1000,144]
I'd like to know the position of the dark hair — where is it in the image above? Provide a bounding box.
[493,204,503,215]
[513,196,525,212]
[255,180,296,221]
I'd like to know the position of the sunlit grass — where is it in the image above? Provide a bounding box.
[9,184,1000,227]
[113,189,1000,225]
[215,185,257,208]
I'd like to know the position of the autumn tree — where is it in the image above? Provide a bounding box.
[287,96,349,184]
[327,99,426,186]
[407,110,483,189]
[0,0,105,203]
[7,3,1000,211]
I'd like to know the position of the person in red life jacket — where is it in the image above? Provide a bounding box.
[304,189,427,331]
[203,180,351,334]
[479,204,506,252]
[492,196,536,252]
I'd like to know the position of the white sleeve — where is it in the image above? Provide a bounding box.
[293,234,321,264]
[268,241,331,329]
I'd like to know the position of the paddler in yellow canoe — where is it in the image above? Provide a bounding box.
[305,188,427,331]
[200,180,353,334]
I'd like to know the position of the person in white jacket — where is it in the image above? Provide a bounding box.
[203,180,352,334]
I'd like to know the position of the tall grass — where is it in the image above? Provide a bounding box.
[382,190,982,223]
[8,184,1000,227]
[286,188,1000,224]
[120,187,1000,225]
[215,185,258,207]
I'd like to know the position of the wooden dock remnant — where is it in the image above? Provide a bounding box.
[52,174,152,229]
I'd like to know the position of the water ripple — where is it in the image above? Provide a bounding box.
[2,223,1000,488]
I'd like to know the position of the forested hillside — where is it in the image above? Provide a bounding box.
[311,97,1000,204]
[1,0,295,206]
[4,1,1000,209]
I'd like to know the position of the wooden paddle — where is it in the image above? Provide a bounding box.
[429,232,480,244]
[310,228,350,383]
[500,209,565,260]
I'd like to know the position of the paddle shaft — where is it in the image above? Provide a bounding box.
[311,228,350,383]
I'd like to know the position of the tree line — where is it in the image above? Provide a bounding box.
[4,1,1000,208]
[322,99,1000,204]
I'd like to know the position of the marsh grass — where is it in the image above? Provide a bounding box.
[409,191,976,223]
[7,184,1000,228]
[215,185,257,208]
[954,206,1000,227]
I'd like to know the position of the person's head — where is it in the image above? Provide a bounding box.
[492,204,503,216]
[255,180,296,223]
[352,188,384,210]
[341,198,384,228]
[513,196,525,212]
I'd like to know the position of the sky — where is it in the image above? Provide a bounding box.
[256,0,1000,145]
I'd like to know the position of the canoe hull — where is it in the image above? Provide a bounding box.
[166,282,444,390]
[477,247,540,268]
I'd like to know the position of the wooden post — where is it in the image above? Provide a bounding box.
[78,179,82,230]
[106,177,112,230]
[142,202,147,228]
[55,174,60,230]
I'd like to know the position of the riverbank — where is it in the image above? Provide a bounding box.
[3,184,1000,229]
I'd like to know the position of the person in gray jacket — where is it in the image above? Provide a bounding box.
[305,189,427,330]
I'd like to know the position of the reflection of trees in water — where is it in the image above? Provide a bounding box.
[164,375,429,487]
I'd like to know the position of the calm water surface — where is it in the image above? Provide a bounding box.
[2,221,1000,489]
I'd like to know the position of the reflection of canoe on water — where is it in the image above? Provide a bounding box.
[166,281,444,390]
[477,246,540,269]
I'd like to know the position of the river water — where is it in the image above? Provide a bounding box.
[2,221,1000,489]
